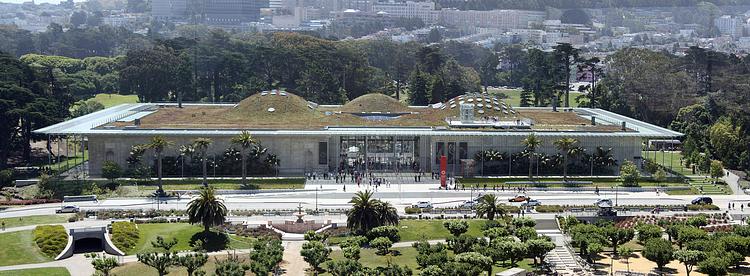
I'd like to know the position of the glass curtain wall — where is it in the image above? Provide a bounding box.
[339,136,420,172]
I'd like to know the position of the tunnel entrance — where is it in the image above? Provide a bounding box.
[73,237,104,253]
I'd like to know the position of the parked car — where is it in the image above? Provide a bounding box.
[595,198,613,205]
[521,199,542,207]
[460,200,478,209]
[414,201,433,208]
[691,196,713,205]
[56,205,79,213]
[508,194,530,202]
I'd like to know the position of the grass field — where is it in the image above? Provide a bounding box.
[460,177,685,188]
[128,223,253,255]
[111,253,246,276]
[642,151,698,177]
[329,219,496,245]
[0,230,52,266]
[0,267,70,276]
[326,246,533,275]
[397,219,488,242]
[0,215,71,229]
[90,93,139,108]
[488,88,584,108]
[127,178,305,191]
[47,150,88,174]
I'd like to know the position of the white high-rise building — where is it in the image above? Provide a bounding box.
[714,15,743,38]
[152,0,187,19]
[372,1,438,25]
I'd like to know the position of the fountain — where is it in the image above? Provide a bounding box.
[295,203,306,223]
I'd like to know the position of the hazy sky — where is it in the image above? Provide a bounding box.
[0,0,86,4]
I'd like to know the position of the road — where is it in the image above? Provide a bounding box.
[3,182,750,218]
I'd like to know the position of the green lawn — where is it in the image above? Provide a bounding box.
[642,151,697,177]
[0,215,71,229]
[0,267,70,276]
[90,93,139,108]
[326,246,533,275]
[128,223,253,255]
[461,177,684,188]
[47,150,88,174]
[0,230,53,266]
[488,88,584,108]
[129,178,305,190]
[398,219,487,242]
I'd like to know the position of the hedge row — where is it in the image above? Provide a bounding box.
[110,221,139,251]
[32,225,68,257]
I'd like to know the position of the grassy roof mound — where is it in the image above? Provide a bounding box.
[233,91,316,116]
[341,93,411,113]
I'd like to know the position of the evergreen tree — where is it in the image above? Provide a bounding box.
[408,69,429,105]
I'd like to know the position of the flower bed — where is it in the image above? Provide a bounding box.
[32,225,68,257]
[614,213,729,228]
[2,199,61,205]
[217,223,281,239]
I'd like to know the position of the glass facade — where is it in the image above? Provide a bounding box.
[339,136,420,172]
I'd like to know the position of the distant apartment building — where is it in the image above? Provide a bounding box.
[439,9,545,31]
[151,0,268,24]
[714,15,743,38]
[204,0,269,24]
[371,1,438,25]
[333,0,375,12]
[152,0,187,19]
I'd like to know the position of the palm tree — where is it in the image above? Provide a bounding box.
[187,186,227,235]
[476,194,506,220]
[347,190,397,234]
[593,147,617,173]
[522,133,542,180]
[192,138,212,186]
[148,136,173,194]
[374,201,399,227]
[554,137,579,181]
[178,144,195,178]
[231,131,257,186]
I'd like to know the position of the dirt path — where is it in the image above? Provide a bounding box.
[280,241,308,275]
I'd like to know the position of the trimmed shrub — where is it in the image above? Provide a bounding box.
[367,226,400,243]
[33,225,68,257]
[404,207,422,214]
[535,205,565,213]
[111,221,139,251]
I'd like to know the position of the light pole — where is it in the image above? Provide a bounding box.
[315,187,318,212]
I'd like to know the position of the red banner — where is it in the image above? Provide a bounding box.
[440,155,447,188]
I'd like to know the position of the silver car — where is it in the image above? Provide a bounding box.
[56,205,79,213]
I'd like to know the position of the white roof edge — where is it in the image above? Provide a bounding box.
[34,103,683,138]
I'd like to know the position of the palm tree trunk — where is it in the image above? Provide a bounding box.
[241,153,247,186]
[157,152,163,192]
[202,153,207,186]
[528,153,533,180]
[563,155,568,181]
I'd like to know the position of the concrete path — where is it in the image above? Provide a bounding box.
[723,169,743,195]
[280,241,308,275]
[0,254,93,276]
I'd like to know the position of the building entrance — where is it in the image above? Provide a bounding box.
[339,136,420,172]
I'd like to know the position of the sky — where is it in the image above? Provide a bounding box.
[0,0,86,4]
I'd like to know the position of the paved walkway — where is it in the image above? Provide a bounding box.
[723,169,743,195]
[280,241,307,275]
[0,254,93,276]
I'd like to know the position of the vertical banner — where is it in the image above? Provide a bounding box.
[440,155,447,188]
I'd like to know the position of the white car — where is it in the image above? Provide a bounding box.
[521,199,542,207]
[56,205,80,213]
[414,201,433,208]
[596,199,613,207]
[460,200,478,209]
